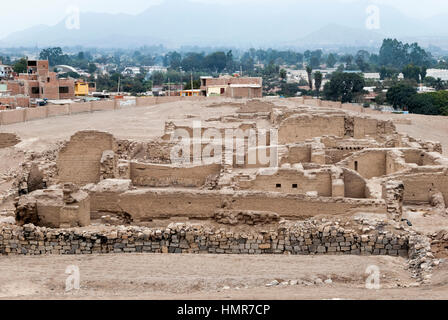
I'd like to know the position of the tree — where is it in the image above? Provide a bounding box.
[306,66,313,90]
[314,71,323,97]
[379,66,399,81]
[88,63,97,74]
[151,71,165,86]
[323,72,365,103]
[39,47,69,66]
[203,52,227,72]
[419,66,427,83]
[279,69,287,81]
[355,50,370,72]
[379,38,433,69]
[386,83,417,110]
[326,54,337,68]
[13,58,27,74]
[402,64,421,83]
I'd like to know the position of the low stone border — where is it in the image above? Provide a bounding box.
[0,222,409,257]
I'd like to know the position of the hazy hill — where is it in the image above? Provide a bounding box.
[1,0,446,48]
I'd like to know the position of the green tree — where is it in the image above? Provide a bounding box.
[326,53,337,68]
[306,66,313,90]
[279,69,287,81]
[402,64,421,83]
[386,83,417,110]
[39,47,69,66]
[13,57,27,74]
[88,63,97,74]
[323,72,365,103]
[314,71,323,97]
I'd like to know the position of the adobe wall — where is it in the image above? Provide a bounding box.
[281,145,312,164]
[0,222,409,256]
[47,105,69,117]
[238,168,333,197]
[116,189,386,222]
[130,162,221,188]
[0,109,25,125]
[91,100,115,112]
[278,114,345,144]
[57,131,116,185]
[342,168,367,199]
[69,102,92,114]
[0,133,20,148]
[339,150,387,179]
[387,171,448,204]
[25,106,47,121]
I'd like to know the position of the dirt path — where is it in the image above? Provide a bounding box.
[0,253,446,300]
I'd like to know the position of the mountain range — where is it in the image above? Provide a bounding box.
[1,0,448,49]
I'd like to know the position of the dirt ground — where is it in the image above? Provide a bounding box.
[0,99,447,300]
[0,253,447,300]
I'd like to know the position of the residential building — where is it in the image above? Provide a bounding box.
[75,81,97,96]
[0,61,13,79]
[200,75,263,98]
[0,60,75,103]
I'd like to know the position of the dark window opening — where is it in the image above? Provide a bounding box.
[220,88,225,94]
[354,161,359,171]
[31,87,40,94]
[27,61,37,67]
[276,184,282,188]
[47,77,50,83]
[292,184,298,189]
[59,86,69,94]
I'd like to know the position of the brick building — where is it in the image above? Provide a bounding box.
[200,76,262,98]
[0,60,75,105]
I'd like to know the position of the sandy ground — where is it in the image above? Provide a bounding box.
[369,112,448,156]
[0,253,447,300]
[0,101,237,153]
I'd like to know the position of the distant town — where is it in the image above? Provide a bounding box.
[0,38,447,116]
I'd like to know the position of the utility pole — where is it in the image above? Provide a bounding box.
[191,72,194,96]
[168,78,171,96]
[180,67,183,97]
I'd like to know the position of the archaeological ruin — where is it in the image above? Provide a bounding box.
[0,97,446,282]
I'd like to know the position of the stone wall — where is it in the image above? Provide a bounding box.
[0,222,409,256]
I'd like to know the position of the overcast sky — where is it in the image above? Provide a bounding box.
[2,0,448,38]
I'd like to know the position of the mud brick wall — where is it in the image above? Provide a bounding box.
[0,223,409,257]
[57,131,116,185]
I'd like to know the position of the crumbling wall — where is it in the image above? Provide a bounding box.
[116,189,386,222]
[130,162,221,188]
[15,184,90,228]
[57,131,116,185]
[384,180,404,221]
[278,114,345,143]
[389,171,448,204]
